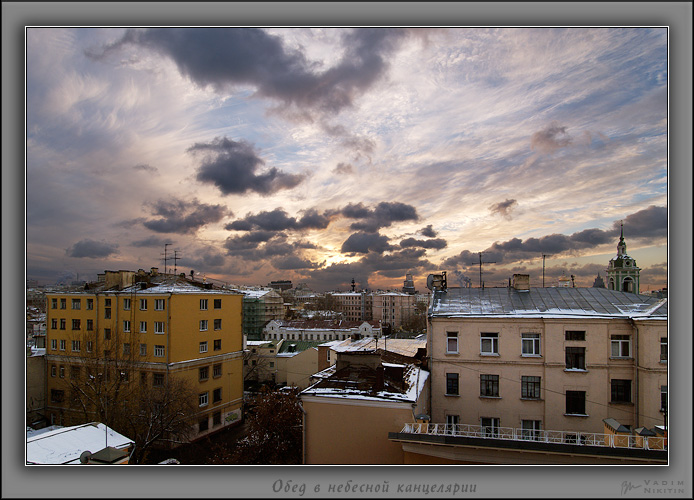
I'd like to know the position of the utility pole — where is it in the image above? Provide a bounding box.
[471,252,496,288]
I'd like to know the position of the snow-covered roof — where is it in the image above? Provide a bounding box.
[26,423,133,464]
[431,287,667,320]
[120,281,235,295]
[331,337,427,357]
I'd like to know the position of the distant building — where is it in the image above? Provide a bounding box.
[372,292,416,330]
[330,292,373,321]
[402,273,416,295]
[606,223,641,293]
[238,288,284,340]
[268,280,293,291]
[263,319,381,342]
[592,273,606,288]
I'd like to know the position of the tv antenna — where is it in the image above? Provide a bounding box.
[172,250,181,275]
[162,243,171,274]
[471,252,496,288]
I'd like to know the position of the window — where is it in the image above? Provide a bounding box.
[155,299,165,311]
[565,347,586,370]
[565,390,586,415]
[51,339,57,350]
[214,298,222,309]
[50,318,58,329]
[269,362,275,368]
[50,365,56,377]
[565,330,585,341]
[123,343,131,355]
[123,320,131,332]
[214,319,222,330]
[199,366,209,381]
[59,366,65,378]
[120,370,129,382]
[446,331,458,353]
[200,341,208,353]
[71,340,81,352]
[86,341,93,352]
[213,364,222,378]
[59,319,66,330]
[522,333,541,356]
[105,298,111,306]
[199,418,209,432]
[661,385,667,412]
[139,299,148,311]
[154,322,165,334]
[86,319,94,331]
[660,337,667,362]
[611,379,632,403]
[480,374,500,397]
[521,420,542,441]
[104,328,111,340]
[213,412,222,426]
[154,345,165,357]
[104,307,111,319]
[51,389,65,403]
[51,298,57,309]
[153,373,164,387]
[200,299,208,310]
[140,372,148,385]
[70,366,81,379]
[71,299,81,310]
[139,343,147,356]
[446,414,459,434]
[86,298,94,310]
[445,373,459,395]
[214,339,221,351]
[200,320,208,331]
[60,298,66,309]
[213,388,222,403]
[480,333,499,355]
[123,298,131,310]
[611,335,631,358]
[199,392,209,407]
[521,376,541,399]
[481,417,500,437]
[59,339,66,351]
[139,321,147,333]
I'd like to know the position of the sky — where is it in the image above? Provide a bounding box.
[25,27,668,292]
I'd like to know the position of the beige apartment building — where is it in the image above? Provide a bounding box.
[373,292,416,330]
[426,275,667,440]
[330,292,373,321]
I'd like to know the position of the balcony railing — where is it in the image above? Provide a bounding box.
[399,423,667,451]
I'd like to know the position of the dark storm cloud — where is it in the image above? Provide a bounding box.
[189,137,305,196]
[92,27,416,119]
[332,162,354,175]
[339,201,419,232]
[66,239,119,258]
[131,236,173,248]
[443,206,666,268]
[142,198,229,234]
[341,232,393,254]
[271,255,316,270]
[133,163,158,174]
[223,232,277,252]
[420,225,437,238]
[530,121,572,154]
[489,198,518,219]
[361,248,432,278]
[180,249,226,269]
[399,237,448,250]
[225,208,331,232]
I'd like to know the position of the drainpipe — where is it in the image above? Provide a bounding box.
[631,319,639,429]
[297,400,307,464]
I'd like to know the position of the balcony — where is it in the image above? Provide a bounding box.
[397,422,667,451]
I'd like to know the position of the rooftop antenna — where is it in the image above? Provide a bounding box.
[172,250,181,275]
[163,243,171,274]
[471,252,496,288]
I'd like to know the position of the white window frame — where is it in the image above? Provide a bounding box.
[71,298,81,310]
[199,392,209,407]
[86,341,93,353]
[611,335,631,358]
[154,345,165,357]
[200,299,208,310]
[521,420,542,440]
[123,298,131,310]
[154,321,165,334]
[155,299,165,311]
[51,339,57,350]
[199,341,208,353]
[71,340,81,352]
[522,333,541,356]
[200,320,208,332]
[480,417,500,437]
[123,320,130,333]
[445,414,459,434]
[214,318,222,331]
[480,332,499,355]
[139,321,147,333]
[446,331,459,354]
[139,299,148,311]
[59,339,66,351]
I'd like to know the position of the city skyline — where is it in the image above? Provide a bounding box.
[26,27,668,292]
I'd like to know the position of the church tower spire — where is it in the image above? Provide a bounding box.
[606,221,640,294]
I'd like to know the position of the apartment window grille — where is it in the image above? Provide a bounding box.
[446,331,458,353]
[611,335,631,358]
[446,373,459,395]
[70,366,81,379]
[611,379,632,403]
[51,389,65,403]
[522,333,541,356]
[521,376,541,399]
[480,374,500,397]
[480,333,499,355]
[565,390,586,415]
[565,347,586,370]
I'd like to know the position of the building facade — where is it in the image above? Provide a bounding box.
[373,292,416,330]
[44,269,245,441]
[331,292,373,321]
[239,288,284,340]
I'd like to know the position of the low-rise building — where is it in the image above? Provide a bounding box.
[263,319,381,342]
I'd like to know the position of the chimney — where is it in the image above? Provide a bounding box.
[374,365,385,392]
[512,274,530,291]
[150,267,158,276]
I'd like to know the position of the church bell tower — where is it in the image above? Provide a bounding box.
[606,222,641,294]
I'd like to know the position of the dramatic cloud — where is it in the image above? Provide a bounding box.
[226,207,331,232]
[489,198,518,219]
[615,205,667,240]
[131,236,173,248]
[420,225,438,238]
[189,137,305,196]
[399,237,448,250]
[142,198,229,234]
[339,201,419,232]
[66,239,119,258]
[332,162,354,175]
[341,232,393,254]
[530,121,572,154]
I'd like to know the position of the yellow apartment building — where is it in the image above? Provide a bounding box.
[44,268,244,442]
